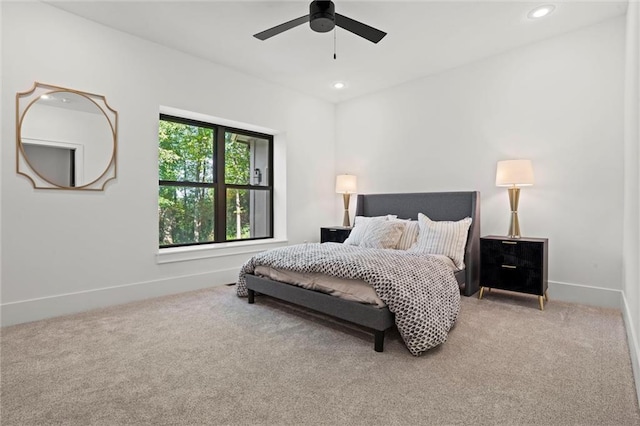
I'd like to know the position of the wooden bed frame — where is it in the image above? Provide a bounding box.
[245,191,481,352]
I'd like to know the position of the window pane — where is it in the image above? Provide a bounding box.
[159,186,215,246]
[159,120,214,183]
[225,132,269,187]
[226,189,271,240]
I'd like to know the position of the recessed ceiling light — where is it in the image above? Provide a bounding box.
[528,4,555,19]
[333,81,346,89]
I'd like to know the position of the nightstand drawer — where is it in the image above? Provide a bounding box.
[480,263,543,295]
[481,238,543,269]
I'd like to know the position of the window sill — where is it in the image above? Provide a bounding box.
[156,238,288,264]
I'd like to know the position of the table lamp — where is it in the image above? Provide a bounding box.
[336,174,357,227]
[496,160,534,238]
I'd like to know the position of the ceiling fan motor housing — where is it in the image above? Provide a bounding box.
[309,1,335,33]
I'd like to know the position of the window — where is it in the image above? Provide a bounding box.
[158,114,273,248]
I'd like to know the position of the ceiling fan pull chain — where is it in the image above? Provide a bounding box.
[333,26,337,60]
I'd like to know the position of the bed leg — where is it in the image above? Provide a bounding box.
[374,330,385,352]
[248,289,255,304]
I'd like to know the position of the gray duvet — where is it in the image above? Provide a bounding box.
[237,242,460,356]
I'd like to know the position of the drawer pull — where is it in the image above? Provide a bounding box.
[501,264,517,269]
[502,241,517,245]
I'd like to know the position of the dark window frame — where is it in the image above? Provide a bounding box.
[159,113,274,248]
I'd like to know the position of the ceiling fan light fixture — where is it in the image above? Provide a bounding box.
[528,4,555,19]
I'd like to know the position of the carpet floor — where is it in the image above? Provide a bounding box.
[1,285,639,425]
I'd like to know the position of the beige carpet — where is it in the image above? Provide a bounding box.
[1,285,638,425]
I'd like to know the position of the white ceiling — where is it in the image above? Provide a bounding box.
[47,0,628,103]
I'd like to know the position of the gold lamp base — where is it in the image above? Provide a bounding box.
[342,193,351,227]
[507,187,521,238]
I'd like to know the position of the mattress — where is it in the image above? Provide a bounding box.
[254,254,457,309]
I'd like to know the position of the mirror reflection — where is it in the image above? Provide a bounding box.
[16,83,117,190]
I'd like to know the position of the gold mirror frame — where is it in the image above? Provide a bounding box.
[16,82,118,190]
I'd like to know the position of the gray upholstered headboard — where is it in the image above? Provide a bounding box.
[355,191,480,297]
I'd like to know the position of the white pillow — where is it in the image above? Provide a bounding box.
[343,215,397,246]
[409,213,472,269]
[395,220,420,250]
[360,220,406,249]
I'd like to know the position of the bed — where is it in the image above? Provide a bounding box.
[238,191,480,354]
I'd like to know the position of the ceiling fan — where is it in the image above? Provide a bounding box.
[253,0,387,44]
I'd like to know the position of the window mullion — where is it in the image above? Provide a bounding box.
[215,127,226,243]
[225,184,271,190]
[268,131,274,239]
[159,180,215,188]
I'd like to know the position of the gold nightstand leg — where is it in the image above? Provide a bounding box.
[479,287,485,300]
[544,290,549,302]
[538,296,544,311]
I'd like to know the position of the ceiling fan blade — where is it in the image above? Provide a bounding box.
[335,13,386,44]
[253,15,310,40]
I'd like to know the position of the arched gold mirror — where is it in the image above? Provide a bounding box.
[16,82,117,190]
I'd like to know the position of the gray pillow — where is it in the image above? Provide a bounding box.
[360,220,406,249]
[343,215,396,246]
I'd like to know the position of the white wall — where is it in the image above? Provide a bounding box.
[1,2,336,325]
[336,17,626,307]
[622,0,640,406]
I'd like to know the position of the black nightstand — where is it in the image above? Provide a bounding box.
[320,226,352,243]
[479,235,549,310]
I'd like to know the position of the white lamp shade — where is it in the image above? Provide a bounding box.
[496,160,535,187]
[336,174,357,193]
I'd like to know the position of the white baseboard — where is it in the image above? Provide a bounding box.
[0,268,239,327]
[548,280,622,309]
[622,293,640,407]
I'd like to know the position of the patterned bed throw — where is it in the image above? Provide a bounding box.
[237,243,460,356]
